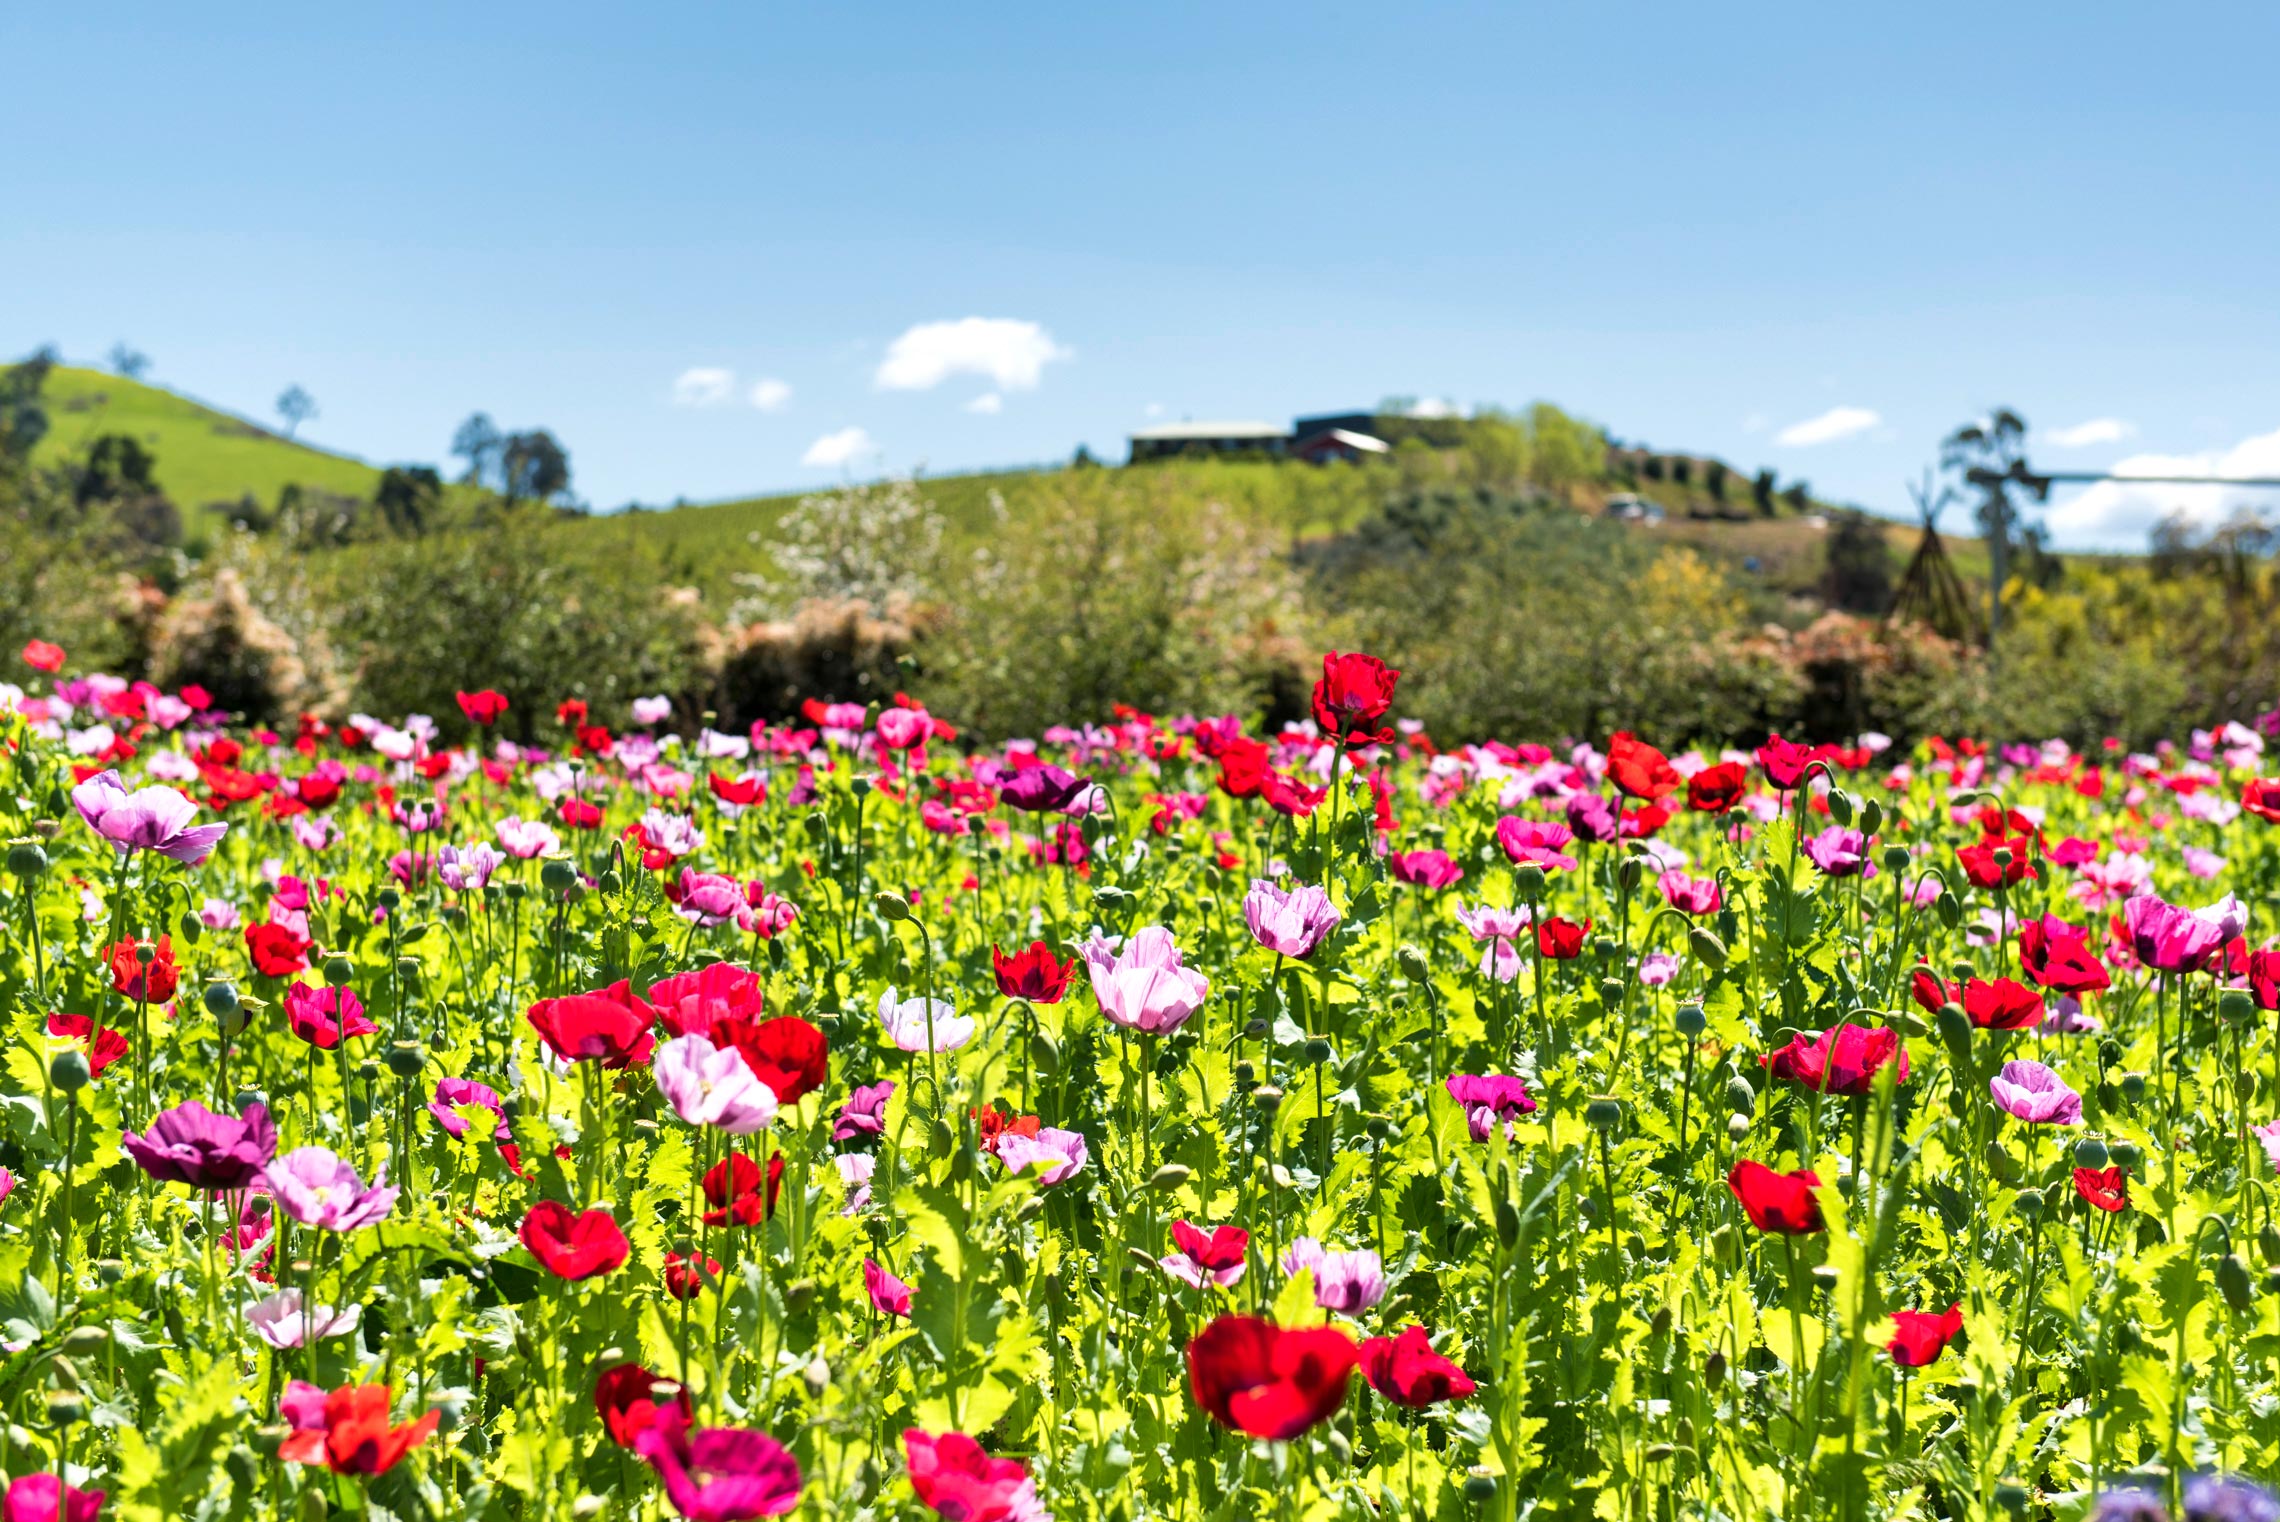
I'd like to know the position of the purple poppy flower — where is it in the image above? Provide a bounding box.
[1804,826,1867,878]
[428,1077,509,1140]
[265,1146,400,1232]
[122,1100,277,1190]
[1989,1059,2082,1126]
[1242,879,1340,959]
[70,769,229,866]
[1281,1237,1386,1313]
[998,764,1090,813]
[832,1080,895,1141]
[1565,792,1620,846]
[2186,1476,2280,1522]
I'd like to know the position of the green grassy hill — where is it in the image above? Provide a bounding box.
[32,366,381,526]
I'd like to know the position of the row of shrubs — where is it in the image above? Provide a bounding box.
[6,463,2277,748]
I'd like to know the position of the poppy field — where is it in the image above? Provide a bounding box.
[6,642,2280,1522]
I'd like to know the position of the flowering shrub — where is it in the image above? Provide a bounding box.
[4,642,2280,1519]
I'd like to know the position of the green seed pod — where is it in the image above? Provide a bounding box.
[2119,1072,2147,1105]
[202,980,241,1018]
[1596,977,1625,1008]
[2218,1253,2256,1313]
[1232,1059,1255,1087]
[1303,1038,1332,1066]
[1512,865,1547,900]
[50,1050,90,1094]
[1463,1472,1498,1503]
[249,1423,288,1459]
[539,860,577,895]
[45,1391,84,1425]
[1674,1002,1706,1036]
[3,842,49,879]
[1364,1115,1395,1142]
[95,1259,124,1285]
[1584,1096,1622,1133]
[2109,1140,2143,1170]
[375,886,403,912]
[1726,1113,1751,1141]
[386,1041,426,1079]
[1687,927,1729,968]
[2219,990,2256,1025]
[2012,1186,2044,1219]
[323,955,354,988]
[1994,1481,2028,1517]
[1253,1085,1284,1114]
[2073,1136,2110,1170]
[1880,844,1909,875]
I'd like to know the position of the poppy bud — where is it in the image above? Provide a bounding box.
[2119,1072,2147,1105]
[2218,1253,2256,1312]
[59,1327,107,1355]
[1687,928,1729,968]
[1827,790,1854,826]
[2072,1137,2109,1170]
[1030,1030,1060,1074]
[1986,1141,2020,1185]
[2238,1073,2257,1105]
[1859,798,1883,837]
[1934,892,1961,930]
[928,1118,955,1153]
[95,1259,124,1284]
[177,910,202,944]
[1232,1060,1255,1086]
[2220,990,2256,1026]
[45,1392,83,1425]
[598,868,624,897]
[1709,1224,1740,1268]
[1493,1198,1520,1249]
[1674,1002,1705,1036]
[1395,944,1432,984]
[804,1357,830,1396]
[1649,1307,1673,1338]
[1935,1003,1971,1056]
[31,817,58,840]
[1677,1416,1696,1447]
[2097,1038,2123,1069]
[2110,1140,2143,1169]
[49,1050,90,1093]
[1995,1481,2028,1517]
[1243,1017,1268,1039]
[1617,857,1644,894]
[1147,1164,1192,1192]
[1584,1096,1622,1133]
[1705,1349,1727,1390]
[2261,1223,2280,1266]
[1723,1075,1754,1113]
[1726,1113,1750,1141]
[4,842,47,878]
[872,890,912,922]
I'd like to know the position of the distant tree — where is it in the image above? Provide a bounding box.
[1525,402,1602,505]
[451,413,504,486]
[1641,455,1665,482]
[1071,443,1100,469]
[500,430,571,505]
[1671,457,1692,487]
[1462,411,1532,491]
[107,344,151,380]
[1823,510,1895,614]
[1704,460,1728,501]
[1752,469,1777,516]
[75,434,161,509]
[276,385,319,439]
[1782,481,1811,514]
[0,347,58,462]
[374,465,443,536]
[1941,408,2035,636]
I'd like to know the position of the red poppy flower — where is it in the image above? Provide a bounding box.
[702,1151,786,1227]
[973,1103,1042,1157]
[662,1251,720,1300]
[1957,835,2038,890]
[295,774,341,809]
[1908,966,1960,1015]
[711,1015,828,1106]
[19,639,64,673]
[559,797,604,830]
[1185,1315,1358,1439]
[1536,916,1590,960]
[107,936,180,1003]
[594,1363,691,1448]
[279,1383,440,1475]
[2018,914,2111,995]
[1169,1220,1250,1274]
[1762,1024,1909,1097]
[556,698,589,727]
[903,1429,1036,1522]
[455,690,509,727]
[1962,976,2044,1031]
[1310,651,1400,742]
[45,1014,128,1078]
[1756,734,1820,790]
[519,1200,630,1280]
[1215,738,1273,800]
[647,962,765,1038]
[527,984,657,1067]
[243,922,310,979]
[1686,762,1749,814]
[2245,948,2280,1013]
[2073,1166,2129,1212]
[1885,1304,1963,1368]
[990,942,1076,1005]
[708,773,766,808]
[1358,1323,1477,1408]
[1605,732,1680,801]
[1726,1160,1825,1234]
[2246,778,2280,825]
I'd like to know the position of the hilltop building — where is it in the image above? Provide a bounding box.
[1126,408,1426,465]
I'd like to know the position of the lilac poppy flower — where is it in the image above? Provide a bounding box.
[70,769,229,866]
[438,842,502,893]
[1083,927,1209,1035]
[265,1147,400,1232]
[1242,879,1341,959]
[995,1127,1088,1186]
[877,988,974,1052]
[122,1101,277,1190]
[1803,826,1867,878]
[1989,1059,2082,1126]
[1281,1237,1386,1313]
[654,1034,779,1134]
[247,1289,362,1349]
[832,1080,895,1141]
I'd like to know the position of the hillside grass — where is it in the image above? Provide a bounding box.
[32,366,381,544]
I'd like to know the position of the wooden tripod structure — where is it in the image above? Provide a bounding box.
[1888,469,1982,644]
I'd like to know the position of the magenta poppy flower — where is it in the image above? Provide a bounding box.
[122,1100,277,1190]
[1989,1060,2082,1125]
[831,1080,895,1142]
[864,1258,914,1317]
[2122,893,2235,974]
[427,1077,509,1140]
[1658,869,1721,915]
[1387,849,1463,890]
[1803,826,1867,877]
[1494,817,1578,872]
[1565,793,1620,845]
[632,1405,803,1519]
[673,869,747,928]
[1445,1073,1537,1139]
[70,769,228,866]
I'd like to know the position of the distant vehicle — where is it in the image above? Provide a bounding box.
[1602,493,1665,525]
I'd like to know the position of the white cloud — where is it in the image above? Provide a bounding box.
[964,392,1003,415]
[1402,397,1465,420]
[748,378,792,412]
[2043,417,2134,449]
[1774,406,1880,447]
[874,317,1069,392]
[800,426,875,468]
[672,367,736,407]
[2045,424,2280,548]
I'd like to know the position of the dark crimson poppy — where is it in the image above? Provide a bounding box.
[708,773,766,808]
[2245,947,2280,1012]
[1762,1024,1909,1097]
[2018,914,2111,995]
[702,1151,786,1227]
[1726,1160,1825,1234]
[1686,761,1749,814]
[1310,651,1400,742]
[279,1383,439,1475]
[455,690,509,727]
[109,935,181,1002]
[1605,732,1681,801]
[1908,966,1960,1015]
[1170,1220,1250,1274]
[1358,1324,1478,1408]
[2246,778,2280,825]
[1216,738,1273,800]
[1185,1315,1358,1439]
[662,1251,720,1300]
[999,765,1090,813]
[519,1200,630,1280]
[243,922,310,980]
[1755,734,1820,790]
[991,942,1076,1004]
[1536,916,1590,960]
[45,1014,128,1078]
[712,1014,828,1106]
[1885,1304,1963,1368]
[2074,1166,2129,1212]
[1957,835,2038,890]
[1962,976,2044,1031]
[296,773,342,809]
[594,1363,690,1448]
[527,984,657,1068]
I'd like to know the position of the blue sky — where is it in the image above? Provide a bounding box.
[6,4,2278,546]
